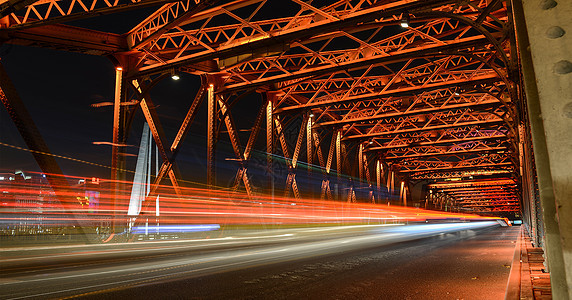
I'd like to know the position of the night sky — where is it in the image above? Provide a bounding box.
[1,45,116,178]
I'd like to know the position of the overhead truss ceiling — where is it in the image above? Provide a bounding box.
[0,0,523,215]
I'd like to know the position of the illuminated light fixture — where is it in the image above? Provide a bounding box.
[116,66,123,71]
[209,84,214,88]
[309,113,315,118]
[454,91,460,96]
[171,69,180,80]
[400,12,410,28]
[368,140,374,145]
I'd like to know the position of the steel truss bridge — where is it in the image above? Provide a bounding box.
[0,1,571,296]
[0,0,525,214]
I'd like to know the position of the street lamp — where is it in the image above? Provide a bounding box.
[400,12,410,28]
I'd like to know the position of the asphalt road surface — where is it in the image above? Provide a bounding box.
[0,222,519,299]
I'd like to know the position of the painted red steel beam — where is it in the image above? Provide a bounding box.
[454,198,519,202]
[4,0,177,30]
[457,199,520,203]
[413,170,513,180]
[475,0,502,26]
[443,190,519,196]
[127,0,218,50]
[450,196,520,200]
[2,23,127,55]
[453,198,520,203]
[401,158,514,172]
[343,119,505,141]
[401,162,513,174]
[427,178,517,188]
[447,185,519,191]
[450,191,519,196]
[222,37,494,95]
[461,203,520,207]
[382,147,508,160]
[437,185,518,190]
[446,189,519,194]
[433,186,518,191]
[232,52,498,82]
[471,209,520,213]
[135,0,458,77]
[369,134,508,151]
[445,190,520,195]
[0,0,36,18]
[128,0,264,50]
[382,142,510,155]
[141,1,504,58]
[454,199,520,204]
[458,201,521,205]
[315,98,503,127]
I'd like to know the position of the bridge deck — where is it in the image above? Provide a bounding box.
[0,224,523,299]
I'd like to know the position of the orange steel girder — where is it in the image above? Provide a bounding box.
[1,0,522,215]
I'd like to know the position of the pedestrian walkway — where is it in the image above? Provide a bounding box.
[506,227,552,299]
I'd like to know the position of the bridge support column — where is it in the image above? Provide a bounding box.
[336,130,341,200]
[266,95,274,197]
[111,67,123,185]
[111,67,126,231]
[306,114,313,197]
[207,83,216,188]
[376,160,382,204]
[400,181,406,207]
[513,0,572,298]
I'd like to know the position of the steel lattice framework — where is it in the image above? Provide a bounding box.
[0,0,524,216]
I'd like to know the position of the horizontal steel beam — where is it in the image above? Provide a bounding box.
[343,119,505,141]
[136,0,457,77]
[3,23,126,55]
[427,178,516,189]
[316,99,502,129]
[382,146,508,160]
[401,162,513,174]
[6,0,176,30]
[369,134,508,151]
[278,74,500,114]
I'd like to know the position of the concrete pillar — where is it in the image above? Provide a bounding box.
[513,0,572,298]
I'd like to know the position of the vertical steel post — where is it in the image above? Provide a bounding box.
[111,68,123,183]
[306,115,313,197]
[266,97,274,197]
[386,170,391,201]
[336,130,341,200]
[400,181,406,206]
[376,160,381,203]
[358,143,364,182]
[207,83,215,188]
[111,67,123,231]
[389,171,394,202]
